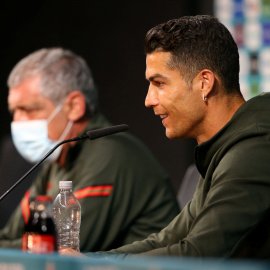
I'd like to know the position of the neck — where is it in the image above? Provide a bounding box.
[196,94,245,145]
[57,116,90,167]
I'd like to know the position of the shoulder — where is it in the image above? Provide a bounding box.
[213,129,270,183]
[82,132,161,167]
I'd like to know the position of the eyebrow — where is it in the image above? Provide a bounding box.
[8,106,14,114]
[147,73,167,82]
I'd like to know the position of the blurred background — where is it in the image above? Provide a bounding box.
[0,0,269,226]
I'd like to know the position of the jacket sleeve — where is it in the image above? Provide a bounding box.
[103,134,270,257]
[103,200,196,256]
[73,135,180,252]
[0,204,25,248]
[0,170,47,248]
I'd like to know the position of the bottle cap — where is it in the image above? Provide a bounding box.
[59,181,73,189]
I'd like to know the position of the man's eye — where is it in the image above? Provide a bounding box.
[154,81,163,87]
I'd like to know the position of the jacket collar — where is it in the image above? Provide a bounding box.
[63,112,113,169]
[195,93,270,178]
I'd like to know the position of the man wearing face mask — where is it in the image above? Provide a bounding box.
[11,104,73,163]
[0,47,180,251]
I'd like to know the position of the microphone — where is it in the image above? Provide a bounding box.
[75,124,129,141]
[0,124,129,201]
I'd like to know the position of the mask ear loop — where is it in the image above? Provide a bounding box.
[46,102,73,141]
[47,104,63,123]
[58,121,73,141]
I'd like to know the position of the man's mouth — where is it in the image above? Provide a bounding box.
[160,114,168,126]
[154,111,168,124]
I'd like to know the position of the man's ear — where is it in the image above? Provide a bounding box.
[64,91,86,122]
[197,69,215,100]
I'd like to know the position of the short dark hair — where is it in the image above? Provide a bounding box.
[145,15,241,95]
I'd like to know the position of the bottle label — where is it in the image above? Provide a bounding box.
[22,233,56,254]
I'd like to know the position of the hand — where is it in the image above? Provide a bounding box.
[58,248,86,257]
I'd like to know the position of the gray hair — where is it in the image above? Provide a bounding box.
[7,47,99,115]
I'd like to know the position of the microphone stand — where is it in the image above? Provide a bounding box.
[0,124,128,202]
[0,134,88,202]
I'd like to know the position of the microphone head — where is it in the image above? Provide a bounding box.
[86,124,129,140]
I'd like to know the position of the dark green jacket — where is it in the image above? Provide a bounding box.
[105,92,270,258]
[0,113,179,252]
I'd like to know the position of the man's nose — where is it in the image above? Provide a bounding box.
[13,110,28,122]
[145,87,159,108]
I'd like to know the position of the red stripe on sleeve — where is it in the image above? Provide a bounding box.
[74,185,113,199]
[21,190,31,224]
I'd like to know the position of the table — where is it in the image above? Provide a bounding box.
[0,248,269,270]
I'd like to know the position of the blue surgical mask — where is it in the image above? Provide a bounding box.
[11,105,73,164]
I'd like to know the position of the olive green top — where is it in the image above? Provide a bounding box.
[0,113,179,252]
[104,93,270,259]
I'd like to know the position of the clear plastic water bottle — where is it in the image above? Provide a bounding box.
[53,181,81,251]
